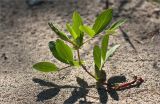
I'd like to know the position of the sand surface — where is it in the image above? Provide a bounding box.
[0,0,160,103]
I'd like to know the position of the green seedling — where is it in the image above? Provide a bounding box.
[33,8,126,87]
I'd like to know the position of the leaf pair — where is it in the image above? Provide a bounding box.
[93,18,125,81]
[66,11,84,48]
[80,9,126,39]
[93,35,120,70]
[93,34,109,70]
[80,9,113,38]
[49,39,81,66]
[93,19,126,69]
[33,39,75,72]
[93,35,119,81]
[49,39,74,64]
[101,36,120,63]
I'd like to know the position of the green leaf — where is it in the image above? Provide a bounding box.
[69,61,81,67]
[93,9,113,34]
[56,39,73,62]
[75,34,84,48]
[48,23,69,41]
[79,25,95,37]
[110,19,126,30]
[33,62,58,72]
[101,34,109,61]
[93,45,102,69]
[66,23,78,39]
[49,41,69,64]
[106,19,126,35]
[72,11,84,48]
[72,11,83,37]
[106,44,120,60]
[106,30,116,35]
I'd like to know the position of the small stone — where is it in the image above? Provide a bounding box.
[1,53,7,60]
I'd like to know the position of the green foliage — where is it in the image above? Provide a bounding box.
[72,11,84,48]
[106,19,126,35]
[106,44,120,60]
[75,34,84,48]
[93,45,102,69]
[93,34,119,81]
[66,23,78,39]
[49,41,69,64]
[79,25,95,37]
[93,9,113,34]
[33,62,58,72]
[48,23,69,41]
[33,8,125,84]
[110,19,126,30]
[72,11,83,37]
[101,34,109,61]
[55,39,73,63]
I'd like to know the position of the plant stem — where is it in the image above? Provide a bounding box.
[82,35,101,45]
[109,76,144,90]
[59,65,71,71]
[67,40,78,47]
[77,49,96,79]
[83,38,93,45]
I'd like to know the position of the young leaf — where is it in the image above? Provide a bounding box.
[48,23,69,41]
[106,19,126,35]
[101,34,109,61]
[93,9,113,34]
[49,41,69,64]
[33,62,58,72]
[110,19,126,30]
[56,39,73,62]
[75,34,84,48]
[106,30,116,35]
[105,44,120,60]
[93,45,102,69]
[72,11,83,37]
[79,25,95,37]
[66,23,78,39]
[72,11,84,48]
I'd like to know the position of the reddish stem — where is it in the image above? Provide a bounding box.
[107,76,144,90]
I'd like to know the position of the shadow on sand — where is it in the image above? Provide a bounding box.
[32,75,141,103]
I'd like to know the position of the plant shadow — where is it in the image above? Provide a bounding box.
[96,75,126,103]
[119,27,137,53]
[33,77,95,103]
[33,75,141,103]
